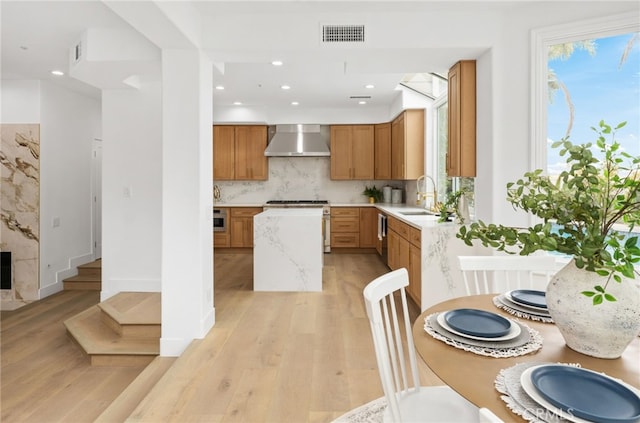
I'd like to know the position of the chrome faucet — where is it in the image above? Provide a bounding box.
[213,185,221,202]
[416,175,438,211]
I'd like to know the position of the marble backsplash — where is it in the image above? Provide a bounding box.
[214,157,404,204]
[1,124,40,308]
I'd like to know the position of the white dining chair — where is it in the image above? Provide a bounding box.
[457,255,559,295]
[479,407,505,423]
[363,268,479,422]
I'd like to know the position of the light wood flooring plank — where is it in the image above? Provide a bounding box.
[1,252,442,423]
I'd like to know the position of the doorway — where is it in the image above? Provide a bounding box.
[92,139,102,259]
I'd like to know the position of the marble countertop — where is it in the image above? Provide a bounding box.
[213,202,452,230]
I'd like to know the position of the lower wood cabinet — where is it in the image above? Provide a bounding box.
[330,207,378,250]
[230,207,263,248]
[387,216,422,306]
[214,207,262,249]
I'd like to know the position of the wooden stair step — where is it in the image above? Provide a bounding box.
[64,306,159,366]
[94,356,176,423]
[98,292,161,338]
[63,274,101,291]
[77,259,101,277]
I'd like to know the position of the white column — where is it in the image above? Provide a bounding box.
[160,49,214,356]
[101,83,163,300]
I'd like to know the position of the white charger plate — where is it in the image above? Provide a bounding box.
[436,311,521,341]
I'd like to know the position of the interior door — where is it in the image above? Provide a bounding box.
[92,139,102,259]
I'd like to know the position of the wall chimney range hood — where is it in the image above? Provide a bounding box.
[264,124,331,157]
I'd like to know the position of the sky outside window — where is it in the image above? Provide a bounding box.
[547,33,640,176]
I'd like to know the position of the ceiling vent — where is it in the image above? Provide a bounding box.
[322,25,365,43]
[349,96,371,99]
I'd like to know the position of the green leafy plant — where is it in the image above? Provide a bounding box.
[457,121,640,304]
[438,189,471,223]
[362,185,383,202]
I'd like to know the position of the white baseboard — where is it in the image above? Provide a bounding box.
[39,281,63,298]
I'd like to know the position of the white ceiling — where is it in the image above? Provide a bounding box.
[1,1,516,109]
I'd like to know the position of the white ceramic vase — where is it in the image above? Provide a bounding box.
[546,259,640,359]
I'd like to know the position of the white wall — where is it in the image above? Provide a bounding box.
[0,80,41,123]
[39,81,100,295]
[1,79,101,298]
[101,82,162,299]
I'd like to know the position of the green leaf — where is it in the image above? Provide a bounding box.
[593,294,604,305]
[604,294,617,302]
[581,291,596,297]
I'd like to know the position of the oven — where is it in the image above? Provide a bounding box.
[213,208,227,232]
[264,200,331,253]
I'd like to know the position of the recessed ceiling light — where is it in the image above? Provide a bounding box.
[215,85,225,90]
[51,70,64,76]
[272,60,283,66]
[359,101,367,105]
[291,101,299,106]
[365,84,375,89]
[233,101,242,106]
[281,85,290,90]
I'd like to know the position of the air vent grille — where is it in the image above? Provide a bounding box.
[349,96,371,99]
[322,25,365,43]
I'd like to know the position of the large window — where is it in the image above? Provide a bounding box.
[531,13,640,174]
[547,32,639,179]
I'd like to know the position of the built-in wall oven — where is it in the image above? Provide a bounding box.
[377,212,388,265]
[213,208,227,232]
[264,200,331,253]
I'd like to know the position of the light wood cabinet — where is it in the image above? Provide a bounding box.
[213,125,268,181]
[391,109,425,180]
[447,60,476,177]
[330,207,378,250]
[330,125,374,180]
[359,208,378,248]
[229,207,263,248]
[374,123,391,180]
[213,126,235,180]
[330,207,359,248]
[387,216,421,306]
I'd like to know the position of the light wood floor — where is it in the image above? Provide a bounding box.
[1,253,441,422]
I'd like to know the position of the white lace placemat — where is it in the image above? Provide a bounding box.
[493,295,554,324]
[495,362,580,423]
[423,313,543,358]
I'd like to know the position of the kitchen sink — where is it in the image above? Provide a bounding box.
[399,210,438,216]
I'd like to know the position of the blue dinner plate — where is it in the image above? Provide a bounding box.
[443,309,511,338]
[531,365,640,423]
[510,289,547,309]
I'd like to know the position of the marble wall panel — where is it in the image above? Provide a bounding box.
[214,157,399,204]
[1,124,40,306]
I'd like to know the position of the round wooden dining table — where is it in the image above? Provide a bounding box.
[411,294,640,422]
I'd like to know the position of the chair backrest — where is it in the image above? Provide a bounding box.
[363,268,420,422]
[457,255,559,295]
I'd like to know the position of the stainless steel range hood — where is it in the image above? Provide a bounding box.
[265,124,331,157]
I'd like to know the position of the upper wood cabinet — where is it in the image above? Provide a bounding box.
[213,125,268,181]
[391,109,425,180]
[330,125,375,180]
[374,123,391,180]
[213,126,235,180]
[447,60,476,177]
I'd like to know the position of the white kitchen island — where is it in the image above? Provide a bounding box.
[253,208,323,292]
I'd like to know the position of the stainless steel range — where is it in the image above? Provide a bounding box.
[264,200,331,252]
